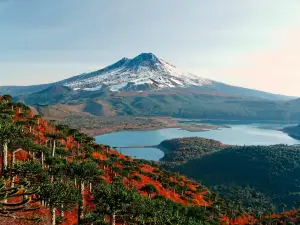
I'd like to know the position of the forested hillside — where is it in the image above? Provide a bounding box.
[282,124,300,140]
[159,137,226,162]
[162,143,300,215]
[0,95,299,224]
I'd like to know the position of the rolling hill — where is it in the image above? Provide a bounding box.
[160,138,300,212]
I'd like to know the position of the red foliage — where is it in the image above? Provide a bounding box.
[93,152,108,160]
[140,164,155,173]
[5,100,298,225]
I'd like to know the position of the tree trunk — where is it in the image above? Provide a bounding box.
[78,181,85,224]
[60,204,64,218]
[89,182,92,192]
[52,140,56,157]
[12,150,16,166]
[110,213,116,225]
[11,176,14,188]
[41,151,44,166]
[51,207,56,225]
[2,141,8,173]
[11,150,17,188]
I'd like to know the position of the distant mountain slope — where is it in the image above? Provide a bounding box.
[16,86,300,121]
[0,83,53,96]
[1,52,296,101]
[208,82,294,101]
[17,85,74,105]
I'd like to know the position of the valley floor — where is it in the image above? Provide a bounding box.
[50,116,225,136]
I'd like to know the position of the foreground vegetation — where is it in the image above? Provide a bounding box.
[0,95,299,224]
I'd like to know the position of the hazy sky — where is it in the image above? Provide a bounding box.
[1,0,300,96]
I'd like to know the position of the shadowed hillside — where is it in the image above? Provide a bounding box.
[161,138,300,214]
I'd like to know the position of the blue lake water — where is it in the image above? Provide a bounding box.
[95,123,300,161]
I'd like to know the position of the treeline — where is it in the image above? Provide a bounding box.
[159,137,226,162]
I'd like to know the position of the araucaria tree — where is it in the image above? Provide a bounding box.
[0,120,26,174]
[67,160,102,224]
[40,180,80,225]
[92,182,137,225]
[45,132,66,157]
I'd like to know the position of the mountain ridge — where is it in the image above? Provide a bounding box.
[61,52,214,92]
[0,52,296,101]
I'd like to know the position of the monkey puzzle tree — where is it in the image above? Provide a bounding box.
[74,133,94,151]
[12,161,46,189]
[92,182,138,225]
[32,114,42,126]
[39,180,80,225]
[66,160,102,224]
[1,95,12,103]
[45,132,66,157]
[140,184,158,198]
[26,117,38,133]
[0,120,26,174]
[0,177,40,221]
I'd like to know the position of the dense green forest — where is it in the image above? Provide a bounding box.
[162,144,300,213]
[159,137,226,162]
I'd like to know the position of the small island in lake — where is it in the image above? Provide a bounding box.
[157,137,227,162]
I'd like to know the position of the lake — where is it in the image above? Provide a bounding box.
[95,122,300,161]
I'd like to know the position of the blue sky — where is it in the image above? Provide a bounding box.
[1,0,300,96]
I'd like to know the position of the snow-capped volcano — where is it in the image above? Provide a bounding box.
[62,53,213,92]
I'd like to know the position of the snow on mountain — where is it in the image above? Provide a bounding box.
[62,53,214,92]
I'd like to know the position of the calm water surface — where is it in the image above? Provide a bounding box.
[95,123,300,161]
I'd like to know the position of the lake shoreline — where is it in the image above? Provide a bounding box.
[95,123,300,161]
[81,118,228,136]
[56,115,297,136]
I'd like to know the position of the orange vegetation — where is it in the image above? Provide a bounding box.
[1,96,298,225]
